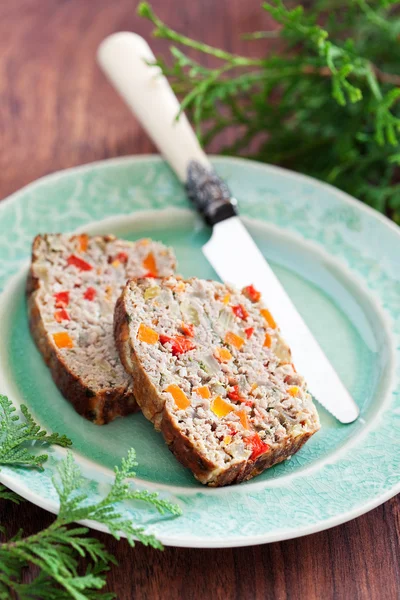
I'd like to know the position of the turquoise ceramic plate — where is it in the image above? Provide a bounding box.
[0,156,399,548]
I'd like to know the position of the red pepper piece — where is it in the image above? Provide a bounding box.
[245,327,254,339]
[67,255,93,271]
[242,284,261,303]
[232,304,249,320]
[181,323,195,337]
[84,287,96,301]
[228,385,253,407]
[143,272,157,278]
[116,251,128,264]
[246,433,269,460]
[54,291,70,308]
[54,308,70,323]
[227,385,245,403]
[159,334,196,356]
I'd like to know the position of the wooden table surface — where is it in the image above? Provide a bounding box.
[1,1,399,598]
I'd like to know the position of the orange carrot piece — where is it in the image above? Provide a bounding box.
[137,323,159,344]
[165,384,190,410]
[288,386,300,397]
[260,308,277,329]
[214,347,233,363]
[181,322,195,337]
[264,333,272,348]
[211,396,234,417]
[237,409,250,430]
[224,331,245,350]
[78,234,88,252]
[53,331,74,349]
[142,252,158,277]
[194,386,211,399]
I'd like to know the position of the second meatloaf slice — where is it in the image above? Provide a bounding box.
[27,234,176,424]
[114,276,320,486]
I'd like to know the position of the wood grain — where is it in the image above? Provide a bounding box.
[0,1,399,598]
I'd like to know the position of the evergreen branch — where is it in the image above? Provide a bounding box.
[138,2,262,66]
[0,395,72,469]
[0,449,181,598]
[0,396,182,597]
[138,1,400,223]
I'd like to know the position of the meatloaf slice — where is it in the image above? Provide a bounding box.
[114,276,320,486]
[27,234,176,424]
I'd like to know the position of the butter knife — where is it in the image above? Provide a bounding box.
[98,32,359,423]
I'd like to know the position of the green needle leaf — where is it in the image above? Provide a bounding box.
[0,395,72,469]
[0,396,181,597]
[136,1,400,223]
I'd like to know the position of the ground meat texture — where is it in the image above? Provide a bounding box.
[27,234,176,424]
[114,276,320,486]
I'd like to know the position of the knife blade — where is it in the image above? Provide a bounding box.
[98,32,359,423]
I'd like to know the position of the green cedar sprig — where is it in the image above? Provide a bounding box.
[138,1,400,222]
[0,397,181,599]
[0,395,72,469]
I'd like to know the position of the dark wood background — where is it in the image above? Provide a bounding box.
[0,1,399,598]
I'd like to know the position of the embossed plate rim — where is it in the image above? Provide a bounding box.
[0,154,399,548]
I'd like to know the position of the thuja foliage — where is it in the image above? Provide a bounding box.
[139,1,400,222]
[0,396,181,599]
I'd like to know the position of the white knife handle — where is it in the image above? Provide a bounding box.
[97,32,210,182]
